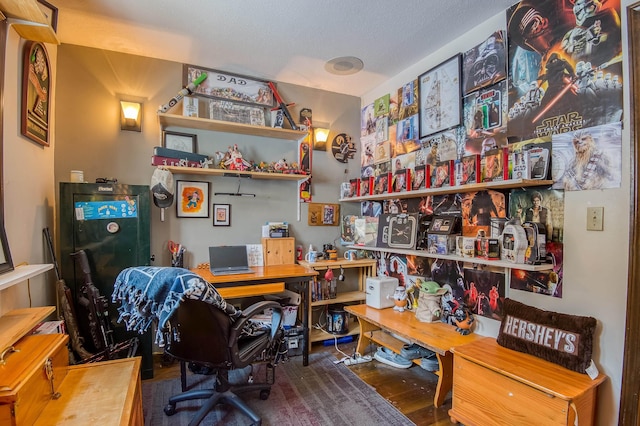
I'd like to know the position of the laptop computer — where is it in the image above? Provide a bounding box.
[209,245,255,276]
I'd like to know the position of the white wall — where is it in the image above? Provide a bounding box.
[362,7,631,425]
[0,24,58,314]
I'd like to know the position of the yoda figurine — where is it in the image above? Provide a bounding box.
[415,279,447,323]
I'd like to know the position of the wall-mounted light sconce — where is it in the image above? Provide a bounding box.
[120,100,143,132]
[312,122,330,151]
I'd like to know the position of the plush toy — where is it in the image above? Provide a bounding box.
[453,307,475,335]
[414,279,447,323]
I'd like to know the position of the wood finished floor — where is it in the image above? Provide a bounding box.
[146,340,453,426]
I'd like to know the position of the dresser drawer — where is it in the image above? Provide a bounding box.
[0,333,69,426]
[452,356,570,425]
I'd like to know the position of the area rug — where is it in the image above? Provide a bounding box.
[142,352,415,425]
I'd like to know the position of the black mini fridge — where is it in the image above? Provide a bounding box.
[59,182,153,379]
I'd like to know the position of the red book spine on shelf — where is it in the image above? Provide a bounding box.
[151,155,203,168]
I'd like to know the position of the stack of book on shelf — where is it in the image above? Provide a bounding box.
[151,146,210,168]
[311,276,337,302]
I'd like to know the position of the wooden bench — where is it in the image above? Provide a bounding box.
[345,304,483,407]
[449,337,607,426]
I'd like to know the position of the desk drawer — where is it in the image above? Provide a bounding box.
[452,356,570,425]
[0,334,69,426]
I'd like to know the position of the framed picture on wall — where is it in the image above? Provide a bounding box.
[307,203,340,226]
[176,180,209,218]
[21,41,51,147]
[163,130,197,153]
[213,204,231,226]
[418,54,462,139]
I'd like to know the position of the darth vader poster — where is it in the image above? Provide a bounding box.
[506,0,622,141]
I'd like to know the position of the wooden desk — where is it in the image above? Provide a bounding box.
[345,304,482,407]
[192,264,318,365]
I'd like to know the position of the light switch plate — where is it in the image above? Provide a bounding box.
[587,207,604,231]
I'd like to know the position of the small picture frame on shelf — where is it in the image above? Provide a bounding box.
[213,204,231,226]
[163,131,197,153]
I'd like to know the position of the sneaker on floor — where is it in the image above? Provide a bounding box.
[374,347,413,369]
[420,356,439,372]
[400,343,435,360]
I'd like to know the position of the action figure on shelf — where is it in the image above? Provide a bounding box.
[453,306,475,335]
[223,144,252,171]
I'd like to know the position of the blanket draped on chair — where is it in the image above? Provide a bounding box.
[112,266,240,345]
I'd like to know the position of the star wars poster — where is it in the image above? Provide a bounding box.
[398,79,419,122]
[462,30,507,95]
[463,80,509,156]
[361,102,376,137]
[510,242,564,297]
[509,188,565,242]
[551,122,622,191]
[463,268,506,320]
[461,190,507,238]
[393,115,421,157]
[506,0,622,141]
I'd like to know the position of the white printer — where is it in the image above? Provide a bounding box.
[365,276,399,309]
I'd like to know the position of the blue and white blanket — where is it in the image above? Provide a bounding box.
[111,266,240,345]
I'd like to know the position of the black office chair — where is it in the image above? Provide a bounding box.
[162,297,285,426]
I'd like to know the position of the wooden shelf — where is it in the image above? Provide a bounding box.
[340,179,554,202]
[158,112,308,141]
[0,306,55,349]
[349,245,554,272]
[298,259,377,270]
[310,322,361,343]
[160,165,309,181]
[0,0,60,44]
[0,264,53,291]
[311,290,366,307]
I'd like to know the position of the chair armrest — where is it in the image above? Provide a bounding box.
[229,301,283,344]
[239,300,283,320]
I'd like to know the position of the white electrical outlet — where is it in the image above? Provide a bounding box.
[587,207,604,231]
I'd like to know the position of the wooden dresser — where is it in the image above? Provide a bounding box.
[449,337,607,426]
[0,307,143,425]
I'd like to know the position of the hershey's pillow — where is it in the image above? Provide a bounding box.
[496,298,596,373]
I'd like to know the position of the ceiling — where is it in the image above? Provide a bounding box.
[54,0,517,98]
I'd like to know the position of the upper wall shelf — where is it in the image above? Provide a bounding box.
[160,165,309,181]
[340,179,554,202]
[0,0,60,44]
[158,113,308,141]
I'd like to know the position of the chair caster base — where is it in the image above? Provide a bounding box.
[164,403,177,416]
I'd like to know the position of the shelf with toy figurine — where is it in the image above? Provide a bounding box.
[158,112,308,141]
[161,165,309,181]
[347,245,554,272]
[339,178,553,202]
